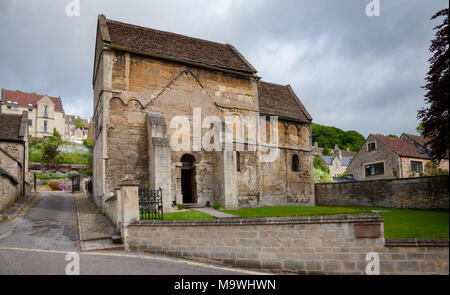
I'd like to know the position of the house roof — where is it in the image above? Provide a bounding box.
[372,134,430,159]
[257,81,312,122]
[1,89,64,112]
[401,133,432,149]
[0,113,26,140]
[322,155,353,166]
[99,15,257,75]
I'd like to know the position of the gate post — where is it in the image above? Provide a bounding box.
[119,179,139,251]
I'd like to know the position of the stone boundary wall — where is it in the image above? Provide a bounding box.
[0,173,20,213]
[315,175,449,210]
[29,162,91,173]
[126,216,449,275]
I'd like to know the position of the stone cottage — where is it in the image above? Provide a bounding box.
[0,111,30,212]
[347,134,448,180]
[92,15,314,210]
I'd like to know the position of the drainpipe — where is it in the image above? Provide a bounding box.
[22,140,26,197]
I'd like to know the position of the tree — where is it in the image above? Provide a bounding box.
[73,116,85,129]
[387,134,398,138]
[42,129,63,165]
[417,8,449,160]
[416,122,424,134]
[322,146,331,156]
[311,123,365,152]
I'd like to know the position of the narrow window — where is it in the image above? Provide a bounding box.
[44,105,48,117]
[236,152,241,172]
[292,154,299,172]
[43,120,48,132]
[411,161,423,173]
[28,120,32,126]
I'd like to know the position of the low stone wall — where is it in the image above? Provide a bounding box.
[29,162,91,173]
[0,174,20,213]
[315,175,449,210]
[126,216,449,275]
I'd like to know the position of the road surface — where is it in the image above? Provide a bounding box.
[0,192,264,275]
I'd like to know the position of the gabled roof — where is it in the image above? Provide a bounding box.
[372,134,430,159]
[322,155,353,166]
[0,113,27,140]
[257,81,312,122]
[401,133,431,149]
[98,15,257,75]
[1,89,64,112]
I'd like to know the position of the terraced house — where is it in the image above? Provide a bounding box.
[1,89,65,138]
[92,15,314,211]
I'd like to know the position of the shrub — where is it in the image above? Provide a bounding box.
[48,181,62,191]
[213,202,221,210]
[177,204,185,210]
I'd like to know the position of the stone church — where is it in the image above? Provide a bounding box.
[92,15,314,210]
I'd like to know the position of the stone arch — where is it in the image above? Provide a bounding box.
[288,124,298,146]
[277,122,286,145]
[231,113,244,139]
[299,126,309,148]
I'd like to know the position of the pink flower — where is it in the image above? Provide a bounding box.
[58,184,67,191]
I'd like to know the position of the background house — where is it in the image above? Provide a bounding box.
[347,134,448,180]
[64,115,90,143]
[1,89,65,138]
[322,150,354,177]
[0,111,31,212]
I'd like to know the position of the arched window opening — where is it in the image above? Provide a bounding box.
[236,152,241,172]
[292,154,299,172]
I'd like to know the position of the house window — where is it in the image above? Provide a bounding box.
[411,161,423,173]
[365,162,384,177]
[43,105,48,117]
[334,162,339,167]
[7,106,11,109]
[28,108,33,112]
[292,155,299,172]
[28,120,32,126]
[43,120,48,132]
[368,142,376,151]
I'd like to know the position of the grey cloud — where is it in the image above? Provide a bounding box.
[0,0,447,138]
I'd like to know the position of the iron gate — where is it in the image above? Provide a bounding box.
[72,175,80,192]
[139,187,163,220]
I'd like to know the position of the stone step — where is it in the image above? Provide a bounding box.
[111,234,122,244]
[183,203,205,209]
[80,238,124,252]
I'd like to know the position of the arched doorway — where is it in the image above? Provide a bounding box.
[181,154,197,204]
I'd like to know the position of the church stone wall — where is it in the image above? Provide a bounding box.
[94,49,314,208]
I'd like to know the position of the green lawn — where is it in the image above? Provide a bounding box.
[141,210,217,221]
[221,206,449,239]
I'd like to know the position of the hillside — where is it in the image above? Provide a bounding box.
[311,123,365,152]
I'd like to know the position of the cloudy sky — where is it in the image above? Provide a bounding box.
[0,0,447,137]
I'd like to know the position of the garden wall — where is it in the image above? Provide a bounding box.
[125,216,449,275]
[315,175,449,210]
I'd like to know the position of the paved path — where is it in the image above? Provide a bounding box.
[193,207,238,219]
[0,192,78,251]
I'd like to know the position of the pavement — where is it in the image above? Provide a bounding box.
[73,193,121,251]
[193,207,238,219]
[0,191,267,275]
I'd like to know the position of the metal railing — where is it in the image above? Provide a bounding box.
[138,187,163,220]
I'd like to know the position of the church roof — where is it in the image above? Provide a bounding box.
[258,81,312,122]
[99,15,257,75]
